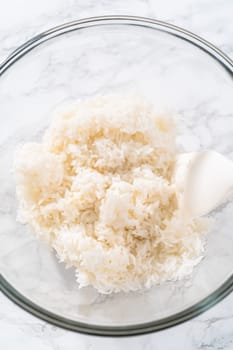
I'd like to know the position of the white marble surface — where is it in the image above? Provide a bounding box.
[0,0,233,349]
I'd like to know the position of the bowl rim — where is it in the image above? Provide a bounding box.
[0,15,232,336]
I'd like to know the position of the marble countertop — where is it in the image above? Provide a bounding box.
[0,0,233,349]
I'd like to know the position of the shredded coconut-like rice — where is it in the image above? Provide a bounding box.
[14,94,209,293]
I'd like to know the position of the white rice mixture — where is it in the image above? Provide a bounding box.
[14,94,209,293]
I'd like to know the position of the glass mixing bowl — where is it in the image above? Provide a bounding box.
[0,16,232,336]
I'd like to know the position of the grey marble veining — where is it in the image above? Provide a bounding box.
[0,0,233,349]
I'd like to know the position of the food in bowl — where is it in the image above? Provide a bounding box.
[14,93,212,294]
